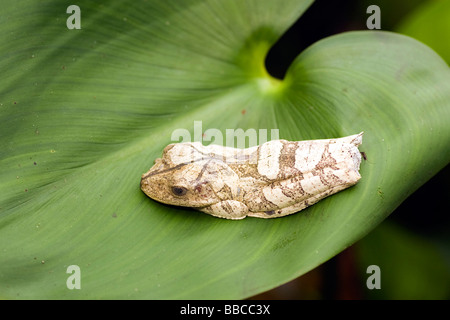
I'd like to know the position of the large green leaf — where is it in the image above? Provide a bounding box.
[1,0,449,299]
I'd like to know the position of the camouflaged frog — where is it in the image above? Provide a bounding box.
[141,133,363,219]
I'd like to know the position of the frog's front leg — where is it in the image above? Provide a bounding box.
[198,200,249,220]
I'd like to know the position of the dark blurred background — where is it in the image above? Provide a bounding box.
[250,0,450,299]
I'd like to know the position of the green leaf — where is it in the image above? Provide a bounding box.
[1,0,449,299]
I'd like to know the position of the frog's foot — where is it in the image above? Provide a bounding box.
[198,200,249,220]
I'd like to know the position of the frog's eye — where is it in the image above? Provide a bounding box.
[171,186,188,196]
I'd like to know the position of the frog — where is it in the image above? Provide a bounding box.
[140,132,363,219]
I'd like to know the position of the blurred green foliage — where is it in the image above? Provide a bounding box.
[397,0,450,64]
[356,222,450,299]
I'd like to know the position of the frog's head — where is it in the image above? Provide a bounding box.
[141,142,235,208]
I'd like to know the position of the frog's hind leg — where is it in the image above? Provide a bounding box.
[247,197,313,218]
[247,183,354,218]
[198,200,249,220]
[247,201,310,219]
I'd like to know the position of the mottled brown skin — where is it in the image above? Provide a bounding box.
[141,133,363,219]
